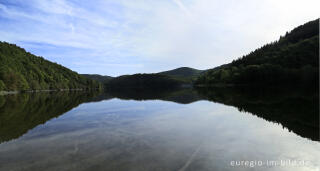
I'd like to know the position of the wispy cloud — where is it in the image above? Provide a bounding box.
[0,0,319,76]
[172,0,191,16]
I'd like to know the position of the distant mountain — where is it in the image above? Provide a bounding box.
[103,67,204,89]
[159,67,203,77]
[105,73,183,89]
[81,74,113,83]
[0,42,101,91]
[195,19,319,87]
[159,67,205,83]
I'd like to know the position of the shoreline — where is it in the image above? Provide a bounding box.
[0,91,19,95]
[0,88,100,96]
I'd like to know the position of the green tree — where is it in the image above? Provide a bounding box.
[0,80,5,91]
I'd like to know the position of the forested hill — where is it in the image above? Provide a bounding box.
[81,74,114,83]
[159,67,203,77]
[105,74,183,90]
[159,67,204,83]
[195,19,319,87]
[0,42,101,91]
[103,67,204,89]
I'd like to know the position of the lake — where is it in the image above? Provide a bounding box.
[0,88,319,171]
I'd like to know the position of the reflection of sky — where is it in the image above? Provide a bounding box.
[0,99,319,171]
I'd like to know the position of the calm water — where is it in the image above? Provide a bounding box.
[0,88,319,171]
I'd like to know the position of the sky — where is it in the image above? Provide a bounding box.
[0,0,319,76]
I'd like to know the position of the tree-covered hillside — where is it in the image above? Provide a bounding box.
[159,67,204,83]
[81,74,113,83]
[0,42,101,91]
[159,67,203,77]
[105,73,183,90]
[195,19,319,86]
[102,67,204,89]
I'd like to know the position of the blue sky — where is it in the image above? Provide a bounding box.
[0,0,319,76]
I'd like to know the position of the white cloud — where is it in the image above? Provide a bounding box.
[131,0,320,68]
[0,0,319,75]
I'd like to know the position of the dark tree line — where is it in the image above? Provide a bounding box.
[105,73,183,90]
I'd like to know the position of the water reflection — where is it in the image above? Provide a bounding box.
[196,87,319,141]
[0,91,100,143]
[105,88,203,104]
[0,88,319,171]
[0,87,319,143]
[104,87,319,141]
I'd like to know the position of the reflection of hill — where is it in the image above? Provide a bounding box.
[0,86,318,144]
[86,92,114,102]
[196,87,319,141]
[0,91,100,143]
[105,88,203,104]
[0,89,202,144]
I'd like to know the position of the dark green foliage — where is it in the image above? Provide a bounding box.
[0,80,6,91]
[81,74,114,83]
[0,42,102,91]
[84,67,203,88]
[196,19,319,86]
[105,73,183,89]
[158,67,203,79]
[159,67,204,83]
